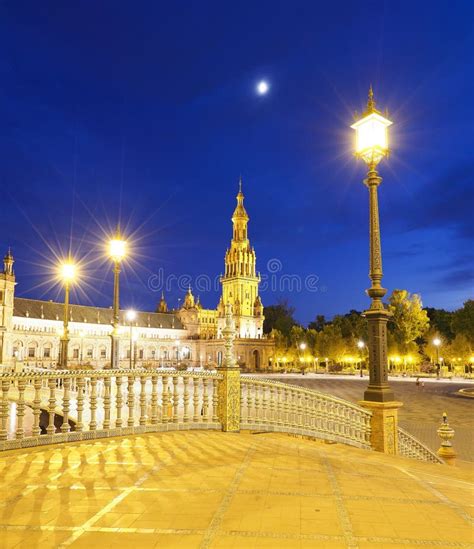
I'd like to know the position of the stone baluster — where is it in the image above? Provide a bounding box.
[15,379,26,439]
[212,378,218,423]
[139,375,147,426]
[246,382,253,423]
[32,378,42,437]
[0,381,9,441]
[172,376,179,423]
[47,377,56,435]
[275,386,282,425]
[183,376,190,423]
[151,374,158,425]
[202,379,209,423]
[162,376,170,423]
[192,377,200,423]
[89,377,98,431]
[240,383,246,423]
[127,375,135,427]
[115,375,123,428]
[285,388,291,427]
[103,376,111,430]
[60,377,71,433]
[76,377,85,432]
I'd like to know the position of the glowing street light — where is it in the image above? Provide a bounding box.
[351,86,395,403]
[108,231,127,368]
[357,340,365,377]
[433,337,442,377]
[58,259,77,369]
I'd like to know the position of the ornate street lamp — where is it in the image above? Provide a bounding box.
[108,232,127,368]
[58,260,76,369]
[126,309,136,369]
[351,87,395,403]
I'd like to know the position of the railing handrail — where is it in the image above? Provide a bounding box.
[242,375,371,416]
[398,426,444,464]
[0,368,222,381]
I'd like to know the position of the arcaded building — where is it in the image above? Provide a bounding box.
[0,183,274,371]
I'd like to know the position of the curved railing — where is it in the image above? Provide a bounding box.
[0,369,222,451]
[398,426,444,463]
[240,376,372,449]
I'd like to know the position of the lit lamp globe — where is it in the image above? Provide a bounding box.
[299,342,307,351]
[126,309,137,322]
[357,340,365,349]
[109,238,126,262]
[351,87,392,166]
[60,262,76,284]
[433,338,441,347]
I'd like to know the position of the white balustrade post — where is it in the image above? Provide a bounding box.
[192,377,199,423]
[89,377,98,431]
[61,377,71,433]
[15,379,26,439]
[202,379,209,423]
[115,375,123,428]
[76,377,85,432]
[162,376,170,424]
[183,376,190,423]
[139,375,147,426]
[127,375,135,427]
[0,380,9,440]
[32,378,42,437]
[103,376,111,430]
[47,377,56,435]
[172,376,179,424]
[151,374,158,425]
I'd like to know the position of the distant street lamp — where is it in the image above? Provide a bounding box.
[58,260,76,369]
[351,86,394,403]
[126,310,137,369]
[108,232,127,368]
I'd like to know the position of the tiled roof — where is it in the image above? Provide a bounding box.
[13,297,183,330]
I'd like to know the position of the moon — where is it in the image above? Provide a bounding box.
[256,80,269,95]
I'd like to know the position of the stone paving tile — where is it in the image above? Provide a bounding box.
[0,431,473,549]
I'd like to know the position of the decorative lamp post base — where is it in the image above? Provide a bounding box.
[218,365,241,432]
[359,400,403,454]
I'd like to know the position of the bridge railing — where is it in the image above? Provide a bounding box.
[0,369,222,451]
[398,426,444,463]
[240,377,372,449]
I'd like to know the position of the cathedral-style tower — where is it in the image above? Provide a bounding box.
[219,179,264,338]
[157,292,168,313]
[0,249,16,365]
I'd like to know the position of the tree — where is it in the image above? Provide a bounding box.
[425,307,455,341]
[331,310,367,343]
[387,289,430,352]
[308,315,326,332]
[451,300,474,345]
[316,324,347,363]
[263,300,298,337]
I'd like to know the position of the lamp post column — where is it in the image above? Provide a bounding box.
[110,261,120,369]
[218,303,241,432]
[59,281,70,369]
[359,164,402,454]
[363,164,394,403]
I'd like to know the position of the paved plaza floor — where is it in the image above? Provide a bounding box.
[0,431,473,548]
[268,375,474,462]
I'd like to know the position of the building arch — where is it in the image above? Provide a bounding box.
[252,349,260,370]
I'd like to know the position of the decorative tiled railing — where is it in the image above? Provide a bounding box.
[398,426,444,463]
[0,369,221,451]
[240,377,372,449]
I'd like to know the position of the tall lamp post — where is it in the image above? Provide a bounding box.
[108,234,127,368]
[352,87,401,453]
[126,310,136,369]
[58,261,76,369]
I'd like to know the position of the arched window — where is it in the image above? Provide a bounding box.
[43,343,52,359]
[181,346,191,359]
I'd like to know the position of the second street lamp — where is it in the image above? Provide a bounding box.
[58,260,76,369]
[108,232,127,369]
[357,340,365,377]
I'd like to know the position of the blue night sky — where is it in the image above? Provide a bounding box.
[0,1,473,325]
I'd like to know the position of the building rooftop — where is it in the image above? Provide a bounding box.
[13,297,183,330]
